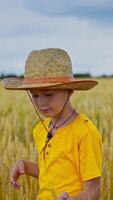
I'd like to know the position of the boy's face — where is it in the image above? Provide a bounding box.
[29,89,72,118]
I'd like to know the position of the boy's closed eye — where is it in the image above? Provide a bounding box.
[32,94,39,98]
[32,93,53,98]
[45,94,53,97]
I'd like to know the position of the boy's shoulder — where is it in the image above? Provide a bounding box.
[77,113,97,130]
[72,113,100,138]
[33,118,51,136]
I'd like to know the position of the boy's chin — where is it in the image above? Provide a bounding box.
[42,112,57,118]
[39,109,58,118]
[43,113,54,118]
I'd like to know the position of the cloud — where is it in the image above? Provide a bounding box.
[0,0,113,76]
[25,0,113,21]
[0,16,113,76]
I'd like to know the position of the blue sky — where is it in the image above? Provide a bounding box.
[0,0,113,76]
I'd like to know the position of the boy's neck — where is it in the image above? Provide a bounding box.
[50,104,78,129]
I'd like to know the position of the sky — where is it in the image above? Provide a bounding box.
[0,0,113,76]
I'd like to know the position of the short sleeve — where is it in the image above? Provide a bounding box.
[79,128,102,181]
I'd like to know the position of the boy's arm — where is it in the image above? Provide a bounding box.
[10,160,39,189]
[24,160,39,178]
[58,177,101,200]
[72,177,101,200]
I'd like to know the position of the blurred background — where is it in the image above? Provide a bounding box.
[0,1,113,200]
[0,0,113,77]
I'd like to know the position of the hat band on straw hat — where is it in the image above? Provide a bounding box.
[1,48,98,90]
[23,77,75,84]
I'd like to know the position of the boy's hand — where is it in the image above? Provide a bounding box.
[10,160,25,189]
[57,192,70,200]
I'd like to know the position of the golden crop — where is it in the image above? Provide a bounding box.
[0,78,113,200]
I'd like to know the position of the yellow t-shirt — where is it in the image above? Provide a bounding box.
[33,113,102,200]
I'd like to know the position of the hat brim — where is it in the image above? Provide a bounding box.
[1,77,98,90]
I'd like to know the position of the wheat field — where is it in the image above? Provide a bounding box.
[0,78,113,200]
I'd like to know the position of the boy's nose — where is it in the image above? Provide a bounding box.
[37,96,49,106]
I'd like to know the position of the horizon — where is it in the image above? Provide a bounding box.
[0,72,113,78]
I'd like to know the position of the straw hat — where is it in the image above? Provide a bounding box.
[1,48,98,90]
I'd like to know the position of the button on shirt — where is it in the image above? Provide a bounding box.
[33,113,102,200]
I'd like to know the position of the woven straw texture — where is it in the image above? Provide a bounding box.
[25,48,73,79]
[1,48,98,90]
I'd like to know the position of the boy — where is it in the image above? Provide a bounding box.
[1,48,102,200]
